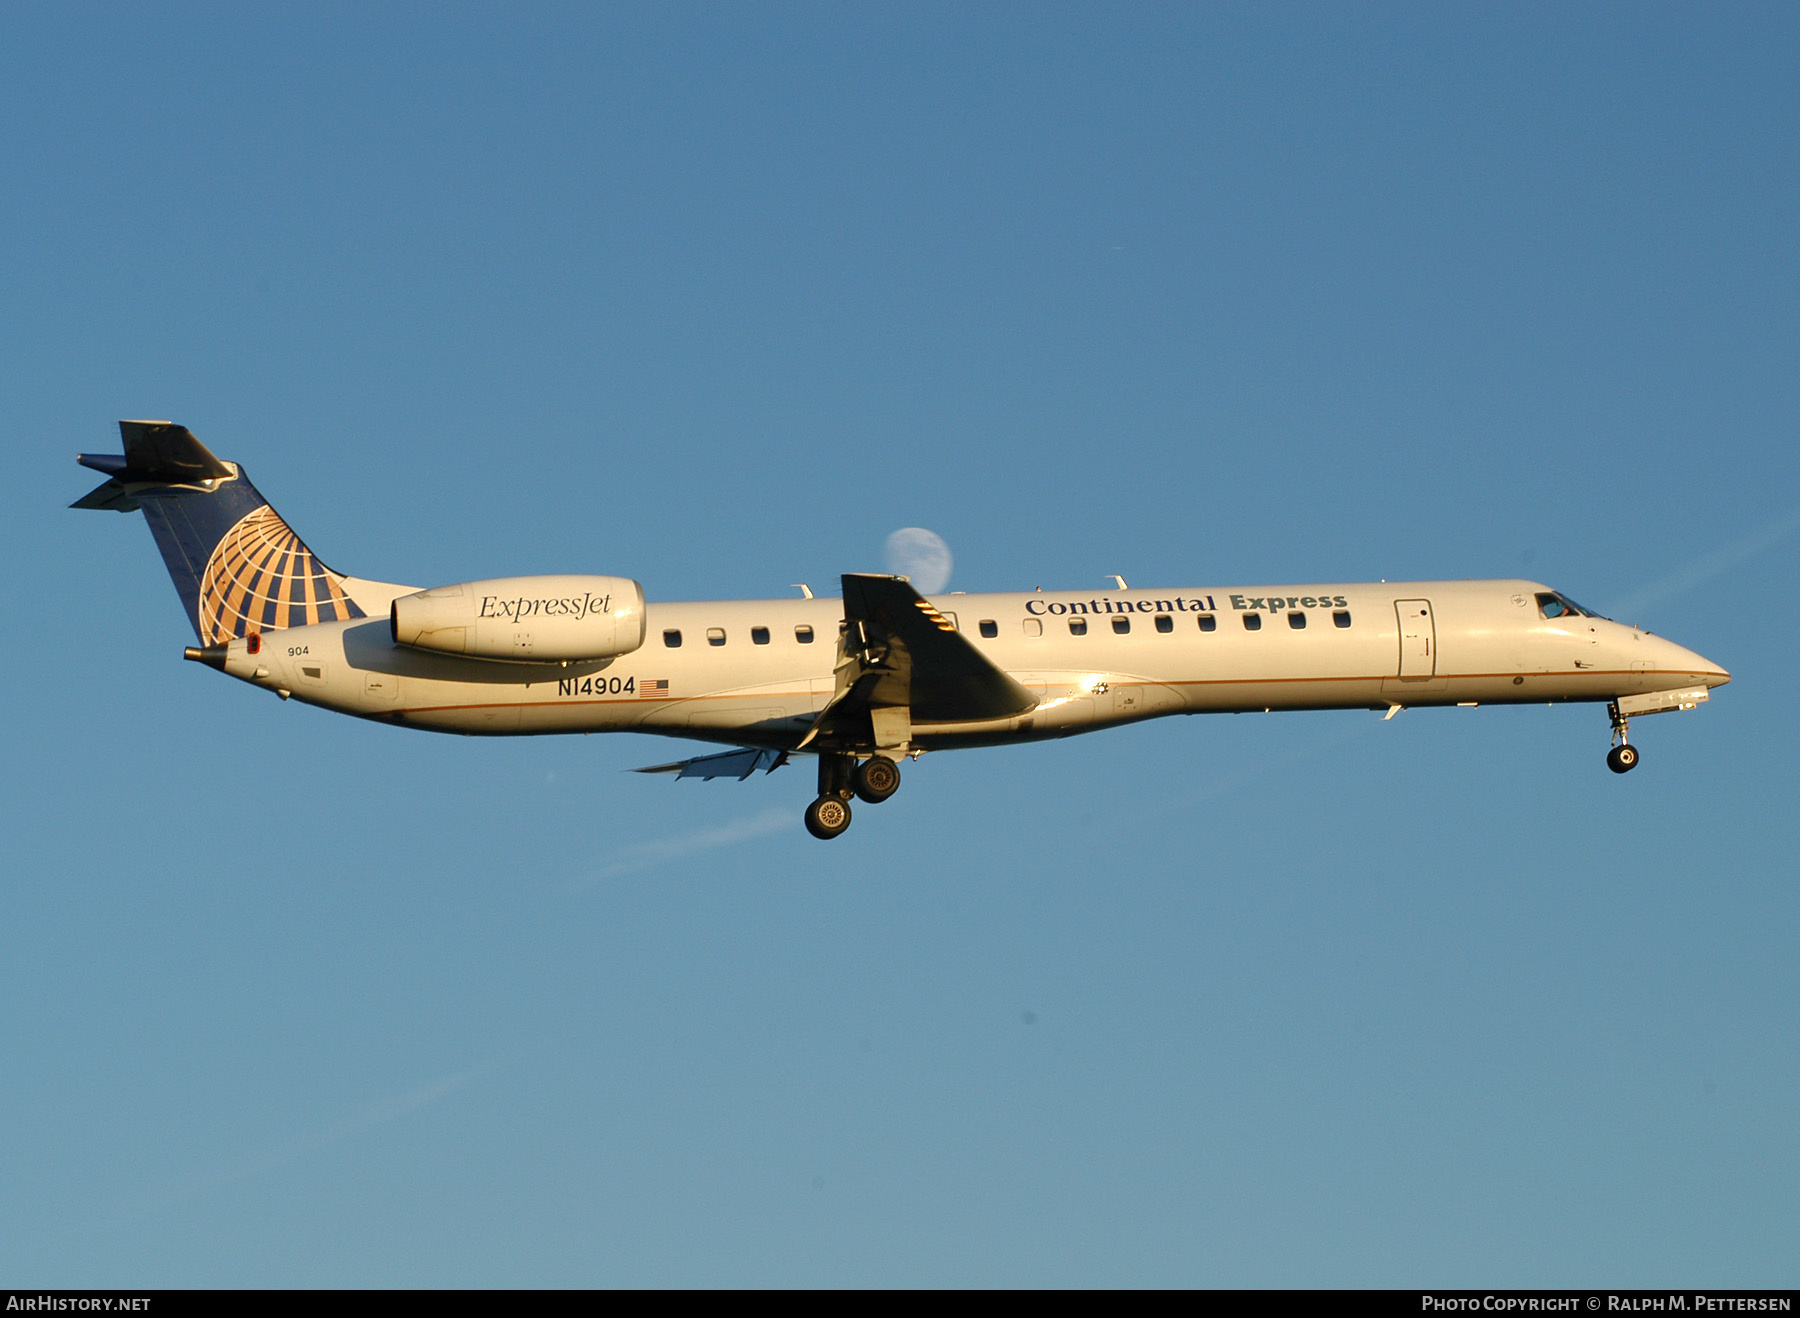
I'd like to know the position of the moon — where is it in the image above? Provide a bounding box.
[884,527,953,594]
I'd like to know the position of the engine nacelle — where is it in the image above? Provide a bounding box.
[391,574,646,662]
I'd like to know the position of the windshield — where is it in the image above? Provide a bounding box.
[1536,591,1605,620]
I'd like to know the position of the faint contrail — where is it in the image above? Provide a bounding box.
[90,1060,505,1237]
[574,807,794,886]
[208,1064,496,1187]
[1607,505,1800,621]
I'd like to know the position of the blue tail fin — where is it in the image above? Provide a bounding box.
[74,421,367,643]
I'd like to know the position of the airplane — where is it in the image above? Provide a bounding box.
[74,421,1731,839]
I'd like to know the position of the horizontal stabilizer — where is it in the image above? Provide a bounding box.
[77,421,233,486]
[71,479,142,512]
[73,421,238,515]
[633,747,789,780]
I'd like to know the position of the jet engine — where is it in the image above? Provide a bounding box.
[390,574,646,662]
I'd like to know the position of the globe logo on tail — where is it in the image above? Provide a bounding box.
[196,505,364,643]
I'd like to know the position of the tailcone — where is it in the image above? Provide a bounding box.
[184,645,228,671]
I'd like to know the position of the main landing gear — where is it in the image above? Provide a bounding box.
[804,795,852,839]
[853,755,901,803]
[804,752,903,839]
[1606,700,1640,774]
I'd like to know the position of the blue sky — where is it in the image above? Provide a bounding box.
[3,2,1796,1286]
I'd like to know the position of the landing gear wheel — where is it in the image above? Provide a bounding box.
[854,755,901,804]
[1607,743,1639,774]
[805,795,853,839]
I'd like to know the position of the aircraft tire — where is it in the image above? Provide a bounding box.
[805,795,853,839]
[1606,744,1639,774]
[854,756,902,804]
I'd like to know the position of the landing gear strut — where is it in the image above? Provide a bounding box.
[806,752,855,840]
[1606,701,1640,774]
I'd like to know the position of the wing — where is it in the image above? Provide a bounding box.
[633,747,789,780]
[826,573,1037,726]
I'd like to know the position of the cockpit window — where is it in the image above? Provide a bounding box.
[1536,591,1603,620]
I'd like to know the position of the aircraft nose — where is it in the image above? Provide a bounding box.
[1653,634,1729,687]
[1681,644,1731,688]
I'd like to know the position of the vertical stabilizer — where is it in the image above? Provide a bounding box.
[74,421,368,643]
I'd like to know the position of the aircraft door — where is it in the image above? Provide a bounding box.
[1395,600,1436,679]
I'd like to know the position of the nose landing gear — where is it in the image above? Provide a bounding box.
[1606,701,1640,774]
[803,752,905,838]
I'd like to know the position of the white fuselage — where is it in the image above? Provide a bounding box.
[214,579,1729,752]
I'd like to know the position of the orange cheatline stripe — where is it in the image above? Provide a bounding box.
[1161,668,1712,687]
[400,689,817,715]
[392,671,1718,717]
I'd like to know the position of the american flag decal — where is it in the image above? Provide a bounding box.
[640,678,669,697]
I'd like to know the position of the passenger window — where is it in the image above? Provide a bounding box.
[751,626,770,645]
[1069,618,1088,636]
[1243,613,1262,631]
[707,627,726,646]
[795,625,814,643]
[1155,614,1173,633]
[1198,614,1217,632]
[1023,618,1043,637]
[1112,616,1130,634]
[663,629,682,648]
[979,620,998,638]
[1288,611,1306,629]
[1333,611,1352,628]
